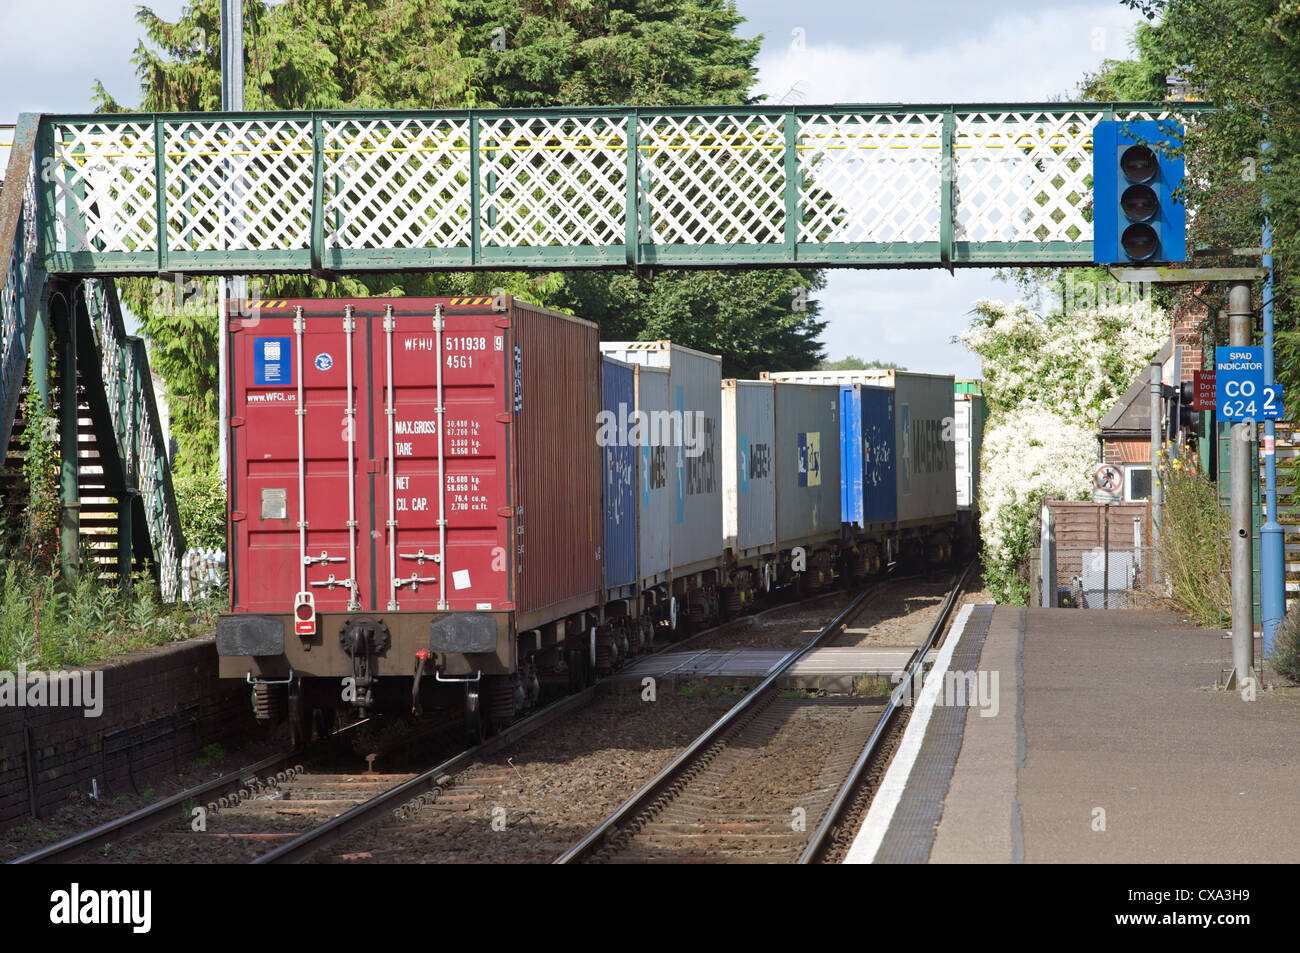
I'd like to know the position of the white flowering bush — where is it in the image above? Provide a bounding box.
[978,407,1097,601]
[962,295,1167,603]
[961,297,1168,427]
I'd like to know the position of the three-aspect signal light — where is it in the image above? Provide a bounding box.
[1092,120,1186,265]
[294,591,316,637]
[1166,380,1200,443]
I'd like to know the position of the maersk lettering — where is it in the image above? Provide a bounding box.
[910,418,946,474]
[685,417,716,496]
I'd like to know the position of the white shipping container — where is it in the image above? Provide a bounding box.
[954,393,985,511]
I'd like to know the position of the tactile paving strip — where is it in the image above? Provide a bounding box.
[873,604,994,864]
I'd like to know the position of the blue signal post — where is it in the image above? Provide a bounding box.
[1261,132,1283,657]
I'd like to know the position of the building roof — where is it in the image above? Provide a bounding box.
[1099,339,1172,434]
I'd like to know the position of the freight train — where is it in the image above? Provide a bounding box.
[214,297,982,742]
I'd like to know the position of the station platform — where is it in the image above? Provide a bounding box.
[613,646,930,693]
[847,605,1300,863]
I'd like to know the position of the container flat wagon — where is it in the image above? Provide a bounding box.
[216,296,604,739]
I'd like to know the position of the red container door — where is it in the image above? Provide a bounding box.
[371,306,512,613]
[230,307,372,614]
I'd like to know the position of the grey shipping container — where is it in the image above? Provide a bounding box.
[765,369,956,528]
[721,379,776,559]
[600,341,723,577]
[891,372,956,525]
[771,381,842,549]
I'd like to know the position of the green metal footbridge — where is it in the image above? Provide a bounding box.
[0,103,1195,595]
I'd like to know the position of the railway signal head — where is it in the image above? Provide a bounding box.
[1092,119,1186,265]
[1177,380,1200,439]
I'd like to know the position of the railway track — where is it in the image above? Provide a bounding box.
[555,563,971,864]
[8,585,855,865]
[254,587,867,864]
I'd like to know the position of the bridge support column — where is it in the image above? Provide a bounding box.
[118,490,136,586]
[55,288,79,582]
[31,299,49,410]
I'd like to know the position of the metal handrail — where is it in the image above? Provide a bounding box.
[83,278,187,598]
[0,115,43,456]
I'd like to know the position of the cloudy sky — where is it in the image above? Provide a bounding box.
[0,0,1148,376]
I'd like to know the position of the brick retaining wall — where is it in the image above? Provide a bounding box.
[0,636,252,828]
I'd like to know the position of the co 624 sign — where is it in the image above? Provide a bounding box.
[1215,346,1283,421]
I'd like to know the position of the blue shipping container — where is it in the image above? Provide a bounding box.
[840,384,897,527]
[601,357,638,596]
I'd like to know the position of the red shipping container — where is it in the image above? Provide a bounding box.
[225,296,601,637]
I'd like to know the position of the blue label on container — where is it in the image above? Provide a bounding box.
[253,337,292,386]
[314,352,333,371]
[797,432,821,488]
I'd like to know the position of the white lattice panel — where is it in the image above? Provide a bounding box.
[52,121,157,253]
[479,115,626,247]
[641,114,786,245]
[164,119,314,251]
[324,118,472,248]
[956,111,1110,243]
[798,112,943,244]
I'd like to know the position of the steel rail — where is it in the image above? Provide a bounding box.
[797,560,973,864]
[251,684,602,863]
[553,580,890,865]
[9,584,867,866]
[7,719,369,865]
[255,583,877,864]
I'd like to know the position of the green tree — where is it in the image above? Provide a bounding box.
[97,0,826,471]
[1113,1,1299,407]
[814,356,906,371]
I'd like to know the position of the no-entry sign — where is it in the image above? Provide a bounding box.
[1093,463,1123,504]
